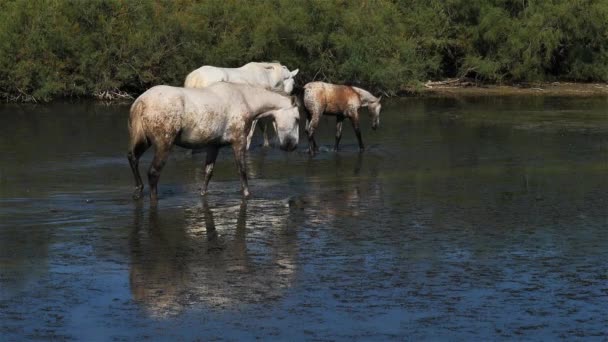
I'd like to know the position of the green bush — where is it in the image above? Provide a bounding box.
[0,0,606,101]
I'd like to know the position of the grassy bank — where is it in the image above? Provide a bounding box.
[1,0,608,102]
[415,82,608,97]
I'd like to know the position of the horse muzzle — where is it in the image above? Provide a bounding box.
[280,138,298,152]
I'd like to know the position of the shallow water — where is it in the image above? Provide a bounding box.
[1,97,607,340]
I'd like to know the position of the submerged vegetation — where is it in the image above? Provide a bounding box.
[1,0,607,102]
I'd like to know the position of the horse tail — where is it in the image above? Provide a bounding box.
[300,87,315,133]
[301,86,315,114]
[291,86,305,109]
[128,99,148,152]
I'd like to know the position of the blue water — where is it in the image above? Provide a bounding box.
[1,97,607,340]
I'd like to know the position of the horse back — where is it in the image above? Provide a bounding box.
[184,66,227,88]
[137,85,233,126]
[304,82,360,114]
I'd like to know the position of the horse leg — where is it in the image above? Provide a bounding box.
[306,112,320,155]
[304,109,313,154]
[334,115,345,152]
[200,146,219,196]
[261,121,271,148]
[127,140,150,200]
[262,120,278,147]
[307,131,318,155]
[349,113,364,152]
[272,120,278,145]
[232,142,250,198]
[148,145,172,202]
[246,119,258,150]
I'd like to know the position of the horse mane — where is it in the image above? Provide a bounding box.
[267,87,291,97]
[251,61,282,68]
[240,82,294,104]
[351,86,379,104]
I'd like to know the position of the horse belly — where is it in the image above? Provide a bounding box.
[324,87,356,115]
[176,120,229,148]
[175,134,226,149]
[324,102,346,115]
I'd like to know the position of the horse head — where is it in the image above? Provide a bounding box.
[266,103,299,151]
[368,96,382,130]
[262,63,299,94]
[281,77,295,94]
[281,65,299,80]
[284,68,299,94]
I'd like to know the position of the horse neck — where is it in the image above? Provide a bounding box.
[351,87,377,106]
[241,87,290,119]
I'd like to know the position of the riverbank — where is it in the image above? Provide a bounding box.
[4,82,608,104]
[413,81,608,97]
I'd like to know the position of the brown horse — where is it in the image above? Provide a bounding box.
[302,81,381,154]
[127,82,299,201]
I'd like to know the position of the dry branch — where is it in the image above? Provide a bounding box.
[93,89,134,101]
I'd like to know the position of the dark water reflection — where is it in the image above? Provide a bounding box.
[0,98,607,340]
[130,198,298,318]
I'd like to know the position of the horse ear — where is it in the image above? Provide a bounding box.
[290,69,299,77]
[377,96,383,102]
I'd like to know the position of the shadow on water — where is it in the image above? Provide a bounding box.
[129,198,299,318]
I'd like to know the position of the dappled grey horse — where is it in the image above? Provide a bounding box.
[183,62,299,149]
[127,82,299,200]
[303,81,381,154]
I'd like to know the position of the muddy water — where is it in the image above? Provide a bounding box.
[1,97,607,340]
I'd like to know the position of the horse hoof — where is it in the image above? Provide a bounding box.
[132,191,143,200]
[242,190,251,199]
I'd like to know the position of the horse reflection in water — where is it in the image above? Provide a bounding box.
[293,153,385,224]
[129,199,298,318]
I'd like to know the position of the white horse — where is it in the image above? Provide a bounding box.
[184,62,299,149]
[184,62,298,94]
[127,82,299,201]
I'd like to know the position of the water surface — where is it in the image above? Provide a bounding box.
[1,97,607,340]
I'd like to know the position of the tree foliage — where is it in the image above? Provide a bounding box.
[0,0,607,101]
